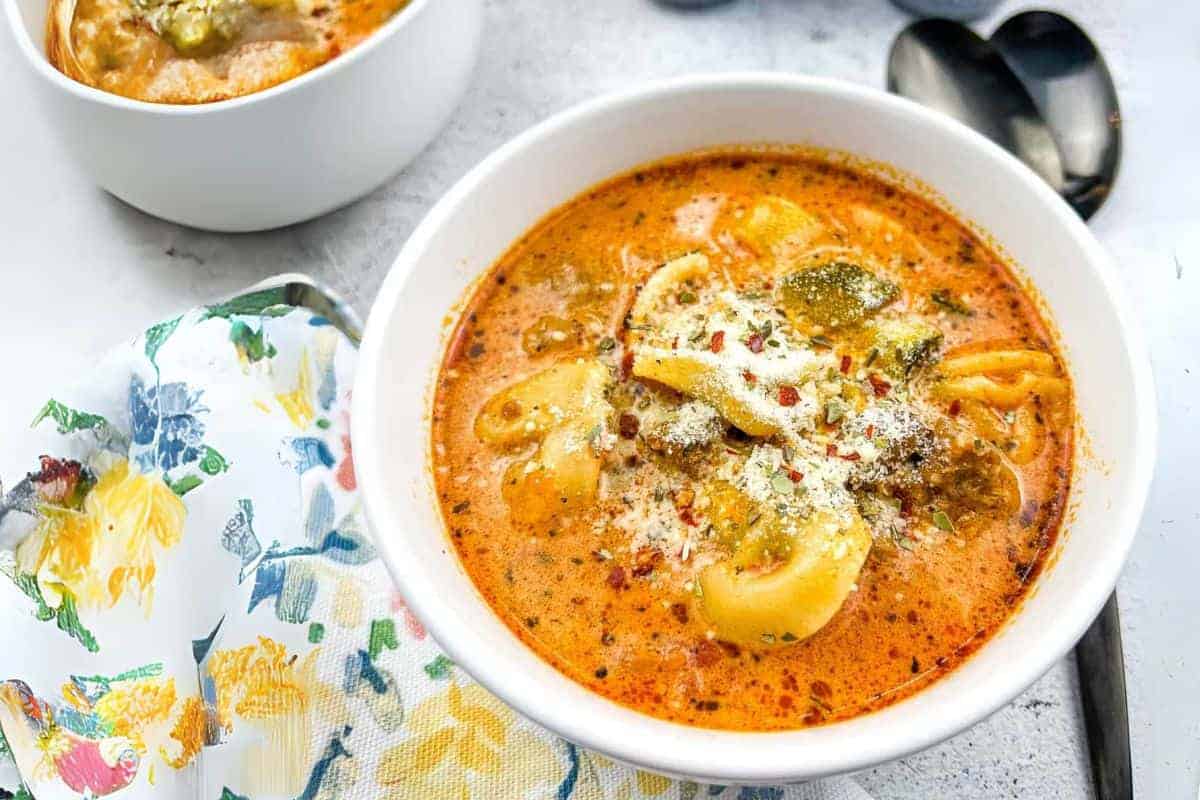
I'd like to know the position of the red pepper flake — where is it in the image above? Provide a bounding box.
[826,443,839,457]
[948,399,962,417]
[671,336,679,350]
[787,468,804,483]
[747,333,764,353]
[631,548,663,577]
[620,351,634,381]
[742,370,757,385]
[777,385,799,406]
[840,354,852,374]
[606,565,627,589]
[896,491,914,517]
[840,451,862,462]
[865,424,875,438]
[670,603,689,624]
[867,373,892,397]
[678,507,699,527]
[710,330,725,353]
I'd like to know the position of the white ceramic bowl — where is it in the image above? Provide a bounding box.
[353,74,1156,784]
[3,0,481,232]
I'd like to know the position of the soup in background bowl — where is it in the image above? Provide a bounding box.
[352,75,1155,783]
[47,0,411,102]
[4,0,481,230]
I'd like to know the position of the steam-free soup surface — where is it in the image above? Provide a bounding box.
[432,151,1072,730]
[47,0,410,102]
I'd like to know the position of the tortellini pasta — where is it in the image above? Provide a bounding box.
[475,360,612,523]
[628,251,825,437]
[632,350,777,437]
[736,195,825,267]
[699,509,872,645]
[500,422,603,523]
[475,360,609,446]
[936,347,1069,464]
[628,251,710,341]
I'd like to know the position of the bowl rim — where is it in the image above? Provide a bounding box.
[2,0,432,114]
[353,72,1157,782]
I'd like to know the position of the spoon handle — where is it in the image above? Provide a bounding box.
[1075,593,1133,800]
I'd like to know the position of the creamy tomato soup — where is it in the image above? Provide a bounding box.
[431,150,1073,731]
[47,0,410,102]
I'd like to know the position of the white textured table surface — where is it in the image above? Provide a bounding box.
[2,1,1197,797]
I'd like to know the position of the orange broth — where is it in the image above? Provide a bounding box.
[430,151,1072,731]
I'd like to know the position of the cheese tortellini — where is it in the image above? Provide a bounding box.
[627,251,710,340]
[475,360,612,523]
[632,351,768,437]
[699,509,872,645]
[936,347,1069,464]
[736,195,826,267]
[628,252,826,437]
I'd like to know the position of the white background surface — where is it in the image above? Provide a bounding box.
[1,0,1196,797]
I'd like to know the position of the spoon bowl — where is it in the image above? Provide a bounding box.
[991,11,1121,219]
[887,18,1064,192]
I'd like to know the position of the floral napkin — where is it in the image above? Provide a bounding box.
[0,279,871,800]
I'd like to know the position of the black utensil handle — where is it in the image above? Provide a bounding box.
[1076,593,1133,800]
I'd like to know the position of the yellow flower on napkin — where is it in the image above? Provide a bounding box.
[15,458,186,612]
[276,352,316,429]
[205,636,325,796]
[376,682,559,799]
[88,676,178,749]
[207,636,314,730]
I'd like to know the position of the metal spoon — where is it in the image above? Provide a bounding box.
[888,17,1131,800]
[886,18,1064,191]
[991,10,1122,220]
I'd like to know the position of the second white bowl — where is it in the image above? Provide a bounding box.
[4,0,482,231]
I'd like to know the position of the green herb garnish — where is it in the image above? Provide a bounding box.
[931,510,955,532]
[824,398,847,425]
[770,472,794,495]
[930,289,972,316]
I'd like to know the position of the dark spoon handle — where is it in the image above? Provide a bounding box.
[1075,593,1133,800]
